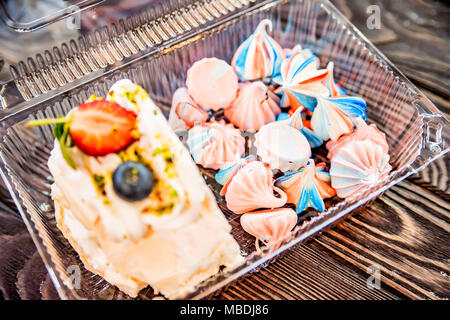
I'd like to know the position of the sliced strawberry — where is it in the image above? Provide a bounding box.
[69,100,137,156]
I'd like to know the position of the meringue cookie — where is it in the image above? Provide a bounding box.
[273,54,329,110]
[324,62,347,97]
[254,121,311,172]
[186,120,245,170]
[240,208,297,251]
[311,95,367,141]
[186,58,238,111]
[275,160,336,213]
[231,19,285,81]
[225,81,281,132]
[215,155,256,196]
[326,118,389,159]
[330,140,391,198]
[168,87,209,132]
[277,108,323,148]
[283,44,314,60]
[225,161,287,214]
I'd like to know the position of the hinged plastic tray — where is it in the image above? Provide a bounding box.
[0,0,447,299]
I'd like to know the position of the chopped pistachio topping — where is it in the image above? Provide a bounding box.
[141,180,178,216]
[124,91,137,105]
[119,143,145,163]
[92,174,106,196]
[88,94,103,101]
[117,140,179,215]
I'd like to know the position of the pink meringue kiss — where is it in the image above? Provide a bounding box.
[240,208,297,251]
[215,155,256,196]
[231,19,284,81]
[225,81,281,132]
[187,120,245,170]
[330,140,391,199]
[168,87,209,132]
[225,161,287,214]
[186,58,238,111]
[254,122,311,172]
[326,118,389,159]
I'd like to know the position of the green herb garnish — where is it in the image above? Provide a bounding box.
[170,189,178,198]
[92,174,106,195]
[124,92,137,105]
[27,116,76,169]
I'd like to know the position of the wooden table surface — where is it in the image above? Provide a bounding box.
[0,0,449,300]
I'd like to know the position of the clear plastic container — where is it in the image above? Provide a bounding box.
[0,0,447,299]
[0,0,103,32]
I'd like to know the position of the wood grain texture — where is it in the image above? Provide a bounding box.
[0,0,448,300]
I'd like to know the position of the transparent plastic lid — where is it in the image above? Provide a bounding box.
[0,0,175,84]
[0,0,152,32]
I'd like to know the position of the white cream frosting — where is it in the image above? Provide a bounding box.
[49,79,243,298]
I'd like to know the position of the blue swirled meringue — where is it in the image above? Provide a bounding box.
[231,19,285,81]
[275,160,336,213]
[277,108,323,148]
[273,53,329,110]
[311,95,367,141]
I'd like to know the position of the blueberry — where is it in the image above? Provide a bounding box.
[113,161,154,201]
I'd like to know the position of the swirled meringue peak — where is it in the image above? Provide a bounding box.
[187,120,245,170]
[225,161,287,214]
[225,81,281,132]
[186,58,238,111]
[240,208,297,251]
[255,121,311,172]
[215,155,256,196]
[275,160,336,213]
[311,95,367,141]
[277,108,323,148]
[330,140,391,199]
[283,44,314,60]
[326,118,389,159]
[231,19,285,81]
[324,62,347,97]
[168,87,209,132]
[273,54,329,110]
